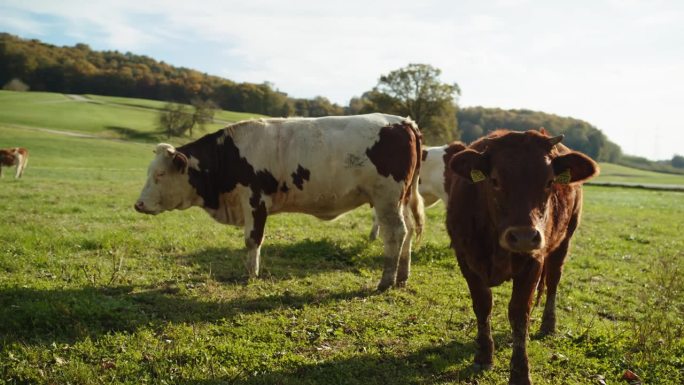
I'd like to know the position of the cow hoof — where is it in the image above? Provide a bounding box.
[395,280,408,288]
[376,281,394,292]
[473,361,493,371]
[508,375,532,385]
[539,319,556,337]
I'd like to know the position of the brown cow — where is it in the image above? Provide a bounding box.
[446,129,598,385]
[0,147,29,179]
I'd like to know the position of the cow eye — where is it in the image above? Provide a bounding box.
[490,177,499,188]
[546,179,553,189]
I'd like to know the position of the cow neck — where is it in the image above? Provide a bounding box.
[177,129,279,214]
[177,130,236,210]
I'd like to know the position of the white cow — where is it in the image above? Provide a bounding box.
[135,114,425,291]
[369,142,466,240]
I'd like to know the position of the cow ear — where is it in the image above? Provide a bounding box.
[552,152,599,184]
[540,127,548,136]
[449,149,489,183]
[172,152,189,174]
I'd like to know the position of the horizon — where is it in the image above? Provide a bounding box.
[1,0,682,160]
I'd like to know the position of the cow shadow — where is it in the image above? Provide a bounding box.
[174,339,494,385]
[176,238,381,283]
[0,275,500,383]
[0,283,374,346]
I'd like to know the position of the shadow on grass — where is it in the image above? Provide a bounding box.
[0,283,374,345]
[177,237,454,284]
[105,125,164,142]
[174,340,488,385]
[177,238,372,283]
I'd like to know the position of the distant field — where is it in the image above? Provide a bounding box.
[85,94,266,123]
[0,90,264,144]
[0,101,682,384]
[594,163,684,186]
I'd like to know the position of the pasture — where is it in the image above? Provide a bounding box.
[0,92,683,384]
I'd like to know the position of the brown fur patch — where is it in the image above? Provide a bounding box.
[441,141,467,194]
[444,129,598,383]
[0,147,27,166]
[366,122,417,183]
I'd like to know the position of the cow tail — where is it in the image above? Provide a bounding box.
[407,119,425,242]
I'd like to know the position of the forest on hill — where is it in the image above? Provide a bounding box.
[457,107,622,162]
[2,32,682,172]
[0,33,342,118]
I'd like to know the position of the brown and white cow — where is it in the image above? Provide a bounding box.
[135,113,425,290]
[445,129,598,385]
[0,147,29,179]
[369,141,466,239]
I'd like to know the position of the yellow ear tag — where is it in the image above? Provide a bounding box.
[470,169,486,183]
[554,169,571,184]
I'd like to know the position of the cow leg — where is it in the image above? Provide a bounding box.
[396,204,414,286]
[375,203,407,291]
[14,156,22,178]
[460,264,494,370]
[243,201,268,278]
[0,166,3,178]
[508,259,543,385]
[540,239,570,335]
[17,155,27,178]
[369,210,380,241]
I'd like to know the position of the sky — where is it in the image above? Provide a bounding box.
[1,0,683,160]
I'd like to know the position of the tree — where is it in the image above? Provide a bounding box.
[672,155,684,169]
[2,78,29,91]
[358,64,460,144]
[159,102,194,138]
[190,98,217,137]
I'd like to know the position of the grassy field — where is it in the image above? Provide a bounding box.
[0,91,264,144]
[1,92,683,384]
[593,163,684,186]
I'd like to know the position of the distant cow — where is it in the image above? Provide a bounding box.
[369,142,466,240]
[0,147,29,179]
[445,129,598,385]
[135,114,425,290]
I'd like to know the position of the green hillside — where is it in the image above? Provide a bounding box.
[594,163,684,186]
[0,90,263,144]
[2,90,682,188]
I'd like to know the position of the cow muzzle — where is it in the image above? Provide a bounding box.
[500,226,544,253]
[134,201,158,215]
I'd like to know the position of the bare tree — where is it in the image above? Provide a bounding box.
[159,102,194,138]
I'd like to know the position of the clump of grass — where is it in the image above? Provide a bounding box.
[624,253,684,380]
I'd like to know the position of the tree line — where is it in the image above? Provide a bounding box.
[0,33,343,118]
[2,33,682,171]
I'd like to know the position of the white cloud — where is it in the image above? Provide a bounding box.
[1,0,683,158]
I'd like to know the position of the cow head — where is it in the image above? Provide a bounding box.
[449,130,598,254]
[134,143,198,215]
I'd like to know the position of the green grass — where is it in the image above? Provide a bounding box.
[85,94,266,123]
[1,121,683,385]
[1,93,683,384]
[0,91,264,144]
[594,163,684,186]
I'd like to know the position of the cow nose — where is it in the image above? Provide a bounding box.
[504,226,543,252]
[134,201,145,213]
